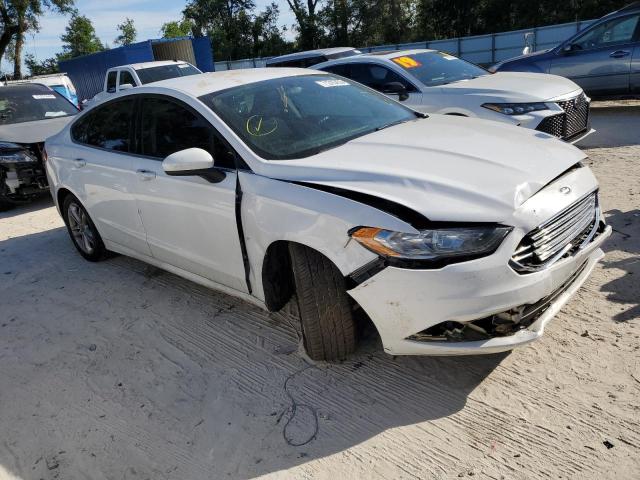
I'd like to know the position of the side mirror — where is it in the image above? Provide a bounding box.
[561,43,580,54]
[382,81,409,101]
[119,83,135,90]
[163,148,226,183]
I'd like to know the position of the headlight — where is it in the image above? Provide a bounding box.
[482,102,548,115]
[351,226,512,266]
[0,150,37,164]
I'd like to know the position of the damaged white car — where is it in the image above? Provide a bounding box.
[45,69,611,360]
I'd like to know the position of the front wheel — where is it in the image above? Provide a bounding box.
[62,195,109,261]
[289,244,357,361]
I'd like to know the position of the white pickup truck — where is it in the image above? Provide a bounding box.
[87,60,202,106]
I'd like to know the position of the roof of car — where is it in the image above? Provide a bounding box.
[358,49,437,59]
[266,47,358,64]
[150,67,323,96]
[109,60,192,71]
[0,82,53,93]
[313,49,439,69]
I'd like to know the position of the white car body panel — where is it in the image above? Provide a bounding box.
[45,69,609,356]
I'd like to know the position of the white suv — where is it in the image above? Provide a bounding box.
[45,69,610,361]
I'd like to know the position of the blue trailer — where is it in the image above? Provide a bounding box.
[59,36,214,103]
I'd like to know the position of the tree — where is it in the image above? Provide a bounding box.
[160,19,192,38]
[25,53,59,75]
[0,0,74,79]
[115,17,136,46]
[286,0,322,50]
[58,12,104,60]
[183,0,289,60]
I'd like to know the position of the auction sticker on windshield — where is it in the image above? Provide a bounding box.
[33,94,57,99]
[392,56,422,68]
[316,79,349,88]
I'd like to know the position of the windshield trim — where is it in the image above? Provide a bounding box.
[199,74,423,161]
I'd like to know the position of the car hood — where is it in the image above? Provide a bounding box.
[262,115,586,223]
[0,116,75,144]
[439,72,580,101]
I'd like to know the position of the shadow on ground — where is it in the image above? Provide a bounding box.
[0,222,506,480]
[578,105,640,149]
[0,196,53,220]
[600,208,640,322]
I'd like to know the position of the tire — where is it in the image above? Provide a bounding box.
[62,195,109,262]
[0,197,14,212]
[289,243,356,361]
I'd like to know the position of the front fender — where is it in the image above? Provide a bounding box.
[238,171,416,302]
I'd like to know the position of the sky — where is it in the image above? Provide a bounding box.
[1,0,296,73]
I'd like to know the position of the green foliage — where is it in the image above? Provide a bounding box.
[58,12,105,60]
[115,17,137,46]
[0,0,74,78]
[25,53,59,76]
[160,19,193,38]
[183,0,291,59]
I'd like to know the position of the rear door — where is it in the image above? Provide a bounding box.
[630,33,640,94]
[65,96,151,255]
[550,13,640,95]
[130,95,248,292]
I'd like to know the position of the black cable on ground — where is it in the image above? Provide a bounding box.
[280,364,319,447]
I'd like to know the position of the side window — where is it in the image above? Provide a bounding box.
[348,64,415,92]
[119,70,136,87]
[321,64,350,77]
[574,15,640,50]
[140,97,236,168]
[106,71,117,93]
[72,98,134,152]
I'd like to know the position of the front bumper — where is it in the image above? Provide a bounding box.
[481,91,593,144]
[348,223,611,356]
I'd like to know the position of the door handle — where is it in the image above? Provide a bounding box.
[136,169,156,181]
[610,50,630,58]
[73,158,86,168]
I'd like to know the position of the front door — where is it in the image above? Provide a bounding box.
[550,13,640,95]
[131,95,248,292]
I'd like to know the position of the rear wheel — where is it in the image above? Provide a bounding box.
[289,244,356,361]
[62,195,108,261]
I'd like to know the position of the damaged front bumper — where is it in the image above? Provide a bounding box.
[348,222,611,356]
[0,143,49,203]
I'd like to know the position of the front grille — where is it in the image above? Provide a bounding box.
[536,93,589,140]
[511,191,600,273]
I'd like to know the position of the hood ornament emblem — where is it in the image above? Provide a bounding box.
[559,186,572,195]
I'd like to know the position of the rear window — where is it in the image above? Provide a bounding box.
[0,88,77,125]
[391,51,488,87]
[136,64,201,84]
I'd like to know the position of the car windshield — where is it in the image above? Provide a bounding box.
[391,51,488,87]
[136,64,201,84]
[0,88,77,125]
[200,74,419,160]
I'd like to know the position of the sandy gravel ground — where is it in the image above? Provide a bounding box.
[1,116,639,479]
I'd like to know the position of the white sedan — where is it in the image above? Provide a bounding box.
[314,49,593,143]
[45,68,610,361]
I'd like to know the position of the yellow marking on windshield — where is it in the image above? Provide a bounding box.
[392,56,421,68]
